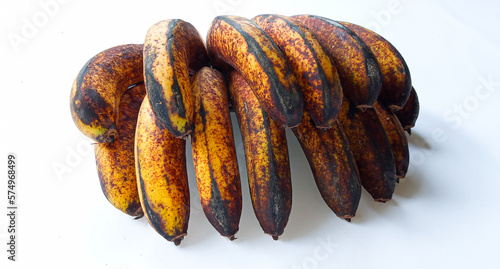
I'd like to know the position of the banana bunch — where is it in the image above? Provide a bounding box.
[70,14,419,245]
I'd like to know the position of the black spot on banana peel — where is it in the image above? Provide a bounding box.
[70,44,144,143]
[135,94,190,246]
[292,114,361,221]
[373,100,410,180]
[95,83,146,218]
[143,19,210,138]
[395,86,419,134]
[252,14,343,129]
[339,21,412,112]
[338,95,397,202]
[190,67,242,239]
[293,15,383,110]
[228,70,292,240]
[207,15,304,128]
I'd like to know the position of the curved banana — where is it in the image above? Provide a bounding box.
[95,83,146,218]
[190,67,242,239]
[70,44,143,143]
[207,15,304,128]
[340,21,412,112]
[252,14,343,129]
[292,114,361,221]
[135,94,190,246]
[293,15,382,110]
[395,86,419,134]
[228,70,292,240]
[143,19,210,138]
[338,95,397,202]
[373,101,410,180]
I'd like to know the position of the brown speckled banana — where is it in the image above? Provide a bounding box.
[228,70,292,240]
[135,94,190,246]
[252,14,343,129]
[339,21,412,112]
[395,86,420,134]
[70,44,143,143]
[207,15,304,128]
[143,19,210,138]
[70,14,419,243]
[338,95,398,202]
[292,114,361,221]
[94,82,146,218]
[373,100,410,180]
[293,15,383,110]
[190,67,242,239]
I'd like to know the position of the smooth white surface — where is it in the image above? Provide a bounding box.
[1,0,499,268]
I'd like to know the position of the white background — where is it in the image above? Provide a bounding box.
[1,0,500,268]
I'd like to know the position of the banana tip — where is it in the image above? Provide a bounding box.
[272,235,279,241]
[170,234,186,246]
[375,198,391,203]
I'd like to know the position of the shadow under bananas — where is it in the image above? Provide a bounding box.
[407,131,432,150]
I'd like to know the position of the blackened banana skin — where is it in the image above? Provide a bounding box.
[228,70,292,240]
[207,15,304,128]
[339,96,397,202]
[135,95,190,246]
[190,67,242,239]
[294,15,382,110]
[144,19,210,138]
[253,14,343,129]
[70,44,144,143]
[395,87,420,134]
[340,21,412,112]
[293,114,361,220]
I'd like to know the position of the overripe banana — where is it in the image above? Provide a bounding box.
[94,83,146,218]
[252,14,343,129]
[207,15,304,128]
[339,96,397,202]
[190,67,242,239]
[373,101,410,180]
[340,21,412,112]
[71,14,419,243]
[395,86,420,134]
[292,114,361,221]
[143,19,210,138]
[293,15,383,110]
[228,70,292,240]
[70,44,143,143]
[135,95,190,246]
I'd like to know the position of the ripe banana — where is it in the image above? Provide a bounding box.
[340,21,412,112]
[338,96,397,202]
[373,101,410,180]
[94,83,146,218]
[207,15,304,128]
[293,15,382,110]
[70,44,143,143]
[135,94,190,246]
[190,67,242,239]
[252,14,343,129]
[395,86,420,134]
[292,114,361,221]
[143,19,210,138]
[228,70,292,240]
